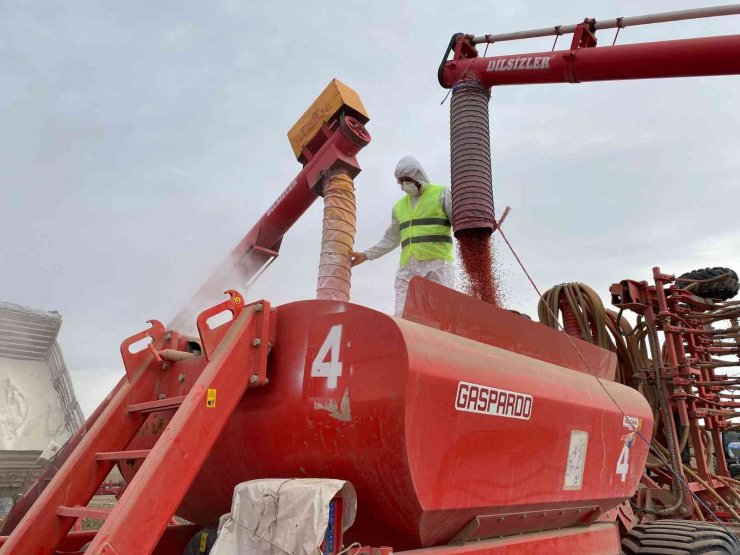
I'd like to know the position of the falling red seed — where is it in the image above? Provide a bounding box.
[457,229,500,307]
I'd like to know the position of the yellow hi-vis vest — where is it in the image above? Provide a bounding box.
[393,184,453,267]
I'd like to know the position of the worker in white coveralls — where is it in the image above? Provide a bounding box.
[351,156,454,316]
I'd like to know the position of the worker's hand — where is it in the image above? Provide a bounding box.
[351,251,368,267]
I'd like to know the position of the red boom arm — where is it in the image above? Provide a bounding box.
[440,34,740,88]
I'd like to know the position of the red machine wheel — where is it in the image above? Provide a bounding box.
[621,520,740,554]
[340,114,371,147]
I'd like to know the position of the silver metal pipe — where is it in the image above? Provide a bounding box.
[472,5,740,44]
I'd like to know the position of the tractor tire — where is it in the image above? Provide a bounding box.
[677,267,739,301]
[621,520,740,554]
[183,527,217,555]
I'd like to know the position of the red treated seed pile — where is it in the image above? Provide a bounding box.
[456,229,500,307]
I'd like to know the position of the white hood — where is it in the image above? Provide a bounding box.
[394,155,430,185]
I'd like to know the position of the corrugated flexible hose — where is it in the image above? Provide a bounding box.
[317,170,356,302]
[450,76,495,234]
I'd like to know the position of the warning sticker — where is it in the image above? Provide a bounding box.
[564,430,588,490]
[623,416,642,431]
[206,389,217,408]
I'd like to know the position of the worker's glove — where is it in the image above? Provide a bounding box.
[351,251,368,267]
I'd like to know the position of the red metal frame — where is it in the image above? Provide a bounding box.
[353,522,621,554]
[0,293,274,554]
[0,524,201,554]
[0,522,622,555]
[610,267,738,516]
[85,297,273,553]
[439,29,740,88]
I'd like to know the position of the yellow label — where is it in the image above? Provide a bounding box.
[234,296,241,304]
[206,389,217,408]
[199,532,209,552]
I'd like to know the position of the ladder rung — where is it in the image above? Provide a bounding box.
[95,449,151,461]
[57,505,111,519]
[127,395,186,414]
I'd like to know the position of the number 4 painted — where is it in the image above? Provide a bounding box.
[616,433,634,482]
[311,325,343,388]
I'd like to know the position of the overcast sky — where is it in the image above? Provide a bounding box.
[2,1,739,415]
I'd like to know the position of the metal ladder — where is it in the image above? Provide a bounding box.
[0,291,272,555]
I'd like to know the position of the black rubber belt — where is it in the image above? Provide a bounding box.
[401,235,453,247]
[398,218,451,230]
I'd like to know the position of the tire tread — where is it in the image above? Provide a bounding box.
[622,520,740,554]
[677,267,739,301]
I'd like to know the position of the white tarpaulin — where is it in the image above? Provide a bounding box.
[211,478,357,555]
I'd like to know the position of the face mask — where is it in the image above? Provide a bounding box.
[401,182,419,197]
